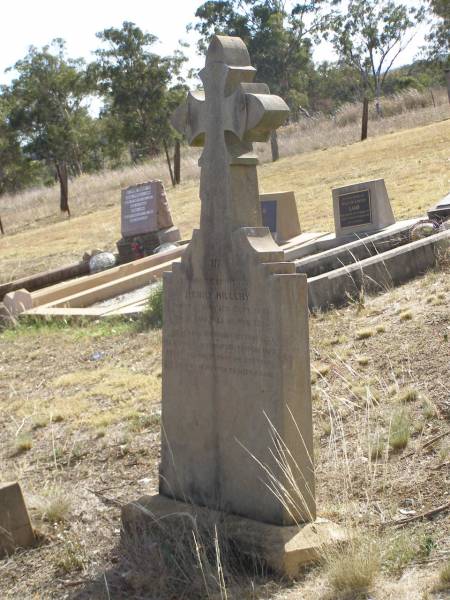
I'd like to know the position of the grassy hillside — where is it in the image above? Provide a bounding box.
[0,269,448,598]
[0,103,449,599]
[0,117,449,283]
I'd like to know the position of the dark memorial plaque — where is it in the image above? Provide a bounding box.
[121,182,159,237]
[261,199,277,233]
[339,189,372,228]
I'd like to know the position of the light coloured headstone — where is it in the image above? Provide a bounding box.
[332,178,395,238]
[160,35,313,526]
[123,34,344,575]
[260,191,301,243]
[0,482,35,557]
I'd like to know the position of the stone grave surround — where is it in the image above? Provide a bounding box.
[122,35,344,575]
[117,180,180,262]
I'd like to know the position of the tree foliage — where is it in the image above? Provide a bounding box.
[325,0,426,113]
[91,21,187,162]
[425,0,450,64]
[0,8,447,203]
[0,94,44,194]
[191,1,325,116]
[3,39,97,210]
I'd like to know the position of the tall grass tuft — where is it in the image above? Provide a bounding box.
[120,508,263,599]
[138,282,163,330]
[325,536,381,597]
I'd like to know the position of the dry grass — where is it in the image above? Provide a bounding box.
[0,93,449,282]
[35,486,72,524]
[397,386,419,403]
[118,512,266,600]
[0,268,448,598]
[434,559,450,591]
[324,535,381,598]
[0,93,449,597]
[389,408,411,451]
[355,328,375,340]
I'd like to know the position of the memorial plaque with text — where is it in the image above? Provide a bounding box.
[121,182,159,237]
[339,189,372,228]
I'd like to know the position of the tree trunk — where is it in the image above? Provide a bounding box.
[163,140,175,187]
[445,69,450,104]
[270,130,279,162]
[375,81,382,117]
[361,97,369,141]
[56,161,70,216]
[174,140,181,185]
[430,88,436,108]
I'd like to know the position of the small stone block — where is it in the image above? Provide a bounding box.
[157,226,181,245]
[0,482,35,557]
[122,494,346,578]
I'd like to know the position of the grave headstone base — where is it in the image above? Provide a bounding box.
[117,228,181,264]
[122,494,346,577]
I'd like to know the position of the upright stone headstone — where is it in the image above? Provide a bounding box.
[332,178,395,238]
[121,181,159,237]
[260,191,301,243]
[123,35,343,575]
[117,180,180,263]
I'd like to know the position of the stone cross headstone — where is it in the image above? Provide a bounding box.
[161,35,315,526]
[332,178,395,238]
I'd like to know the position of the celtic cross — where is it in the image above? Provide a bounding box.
[171,36,289,242]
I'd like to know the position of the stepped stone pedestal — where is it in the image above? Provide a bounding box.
[122,34,345,576]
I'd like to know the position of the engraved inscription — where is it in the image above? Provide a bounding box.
[121,182,159,236]
[165,279,295,379]
[339,189,372,228]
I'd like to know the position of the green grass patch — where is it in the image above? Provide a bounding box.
[356,328,375,340]
[1,316,133,341]
[383,529,435,576]
[389,408,411,451]
[138,282,163,330]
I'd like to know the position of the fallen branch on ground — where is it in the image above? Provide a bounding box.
[380,501,450,528]
[87,488,123,508]
[400,429,450,460]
